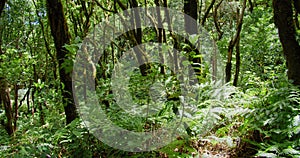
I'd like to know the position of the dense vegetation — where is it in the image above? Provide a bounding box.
[0,0,300,157]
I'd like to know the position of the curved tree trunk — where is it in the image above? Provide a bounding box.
[225,0,246,83]
[46,0,78,124]
[273,0,300,86]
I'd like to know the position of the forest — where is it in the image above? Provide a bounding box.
[0,0,300,157]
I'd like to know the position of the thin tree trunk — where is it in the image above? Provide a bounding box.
[212,41,218,81]
[225,0,246,83]
[213,0,224,40]
[201,0,216,26]
[13,84,18,132]
[233,35,241,86]
[155,0,165,74]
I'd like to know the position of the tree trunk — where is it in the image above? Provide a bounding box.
[184,0,201,82]
[130,0,149,76]
[13,84,18,132]
[0,0,15,135]
[233,36,241,86]
[201,0,216,26]
[155,0,165,74]
[184,0,198,35]
[46,0,78,124]
[273,0,300,86]
[0,0,6,17]
[225,0,246,83]
[0,82,14,135]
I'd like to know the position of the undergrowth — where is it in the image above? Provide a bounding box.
[0,76,299,157]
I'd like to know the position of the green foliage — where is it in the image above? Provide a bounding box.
[242,79,300,157]
[1,0,300,157]
[0,48,33,85]
[159,138,197,157]
[62,37,82,74]
[239,6,284,86]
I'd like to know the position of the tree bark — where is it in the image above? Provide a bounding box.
[46,0,78,124]
[184,0,201,82]
[273,0,300,86]
[0,0,6,17]
[0,0,15,135]
[184,0,198,34]
[233,35,241,86]
[201,0,216,26]
[0,82,14,135]
[155,0,165,74]
[213,0,224,40]
[225,0,246,83]
[13,84,19,132]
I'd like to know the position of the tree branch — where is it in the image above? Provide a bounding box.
[116,0,127,10]
[95,0,117,13]
[225,0,247,83]
[213,0,224,40]
[201,0,216,26]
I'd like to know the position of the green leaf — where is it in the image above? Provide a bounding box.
[282,147,300,155]
[182,60,190,66]
[72,130,82,138]
[59,139,72,144]
[256,152,278,158]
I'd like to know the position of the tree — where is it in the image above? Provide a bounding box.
[0,0,16,135]
[225,0,247,83]
[273,0,300,86]
[0,0,6,14]
[184,0,202,81]
[46,0,78,124]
